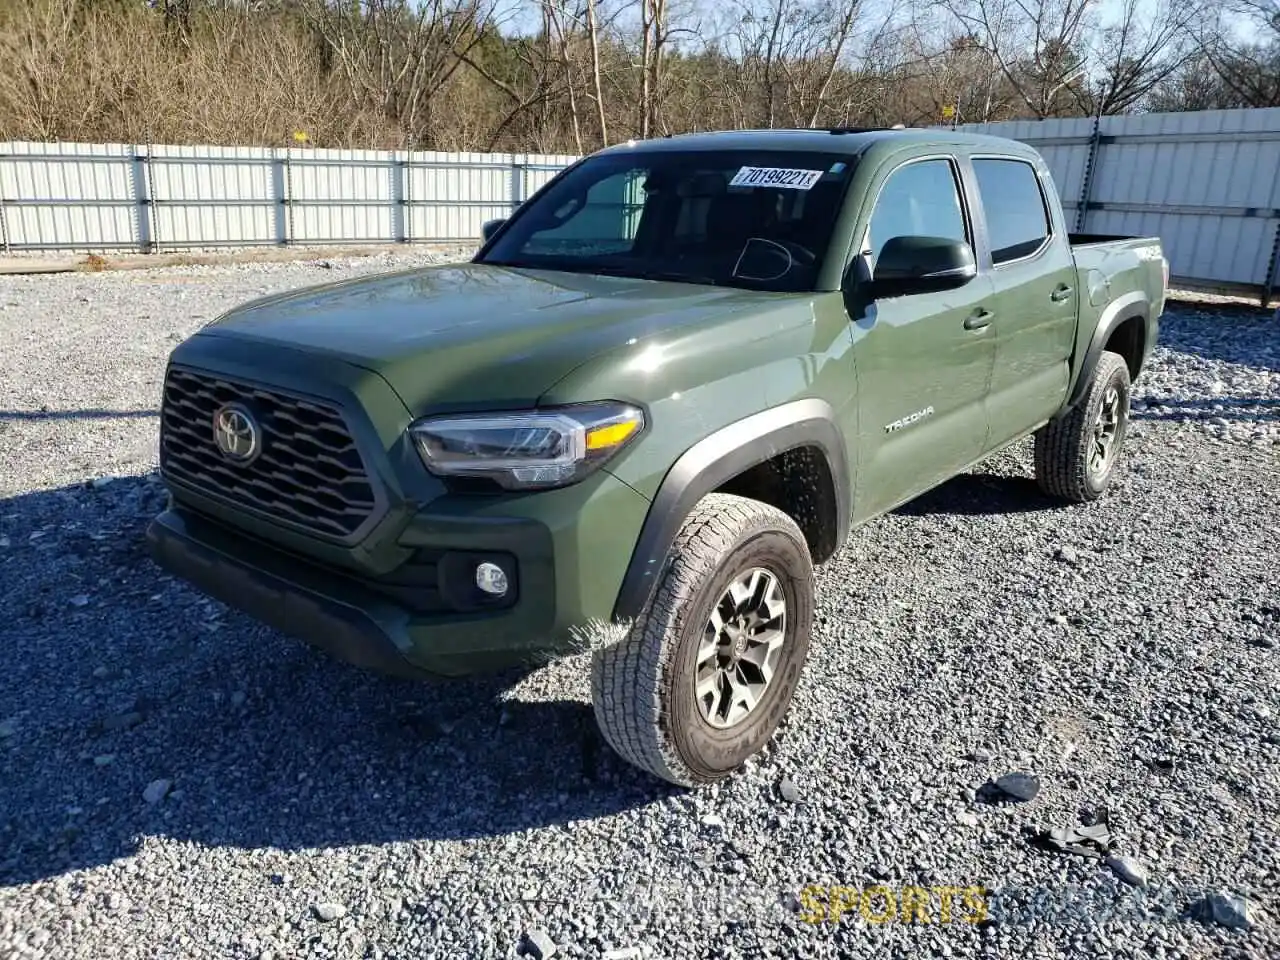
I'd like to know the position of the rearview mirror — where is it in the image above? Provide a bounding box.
[870,236,977,299]
[480,218,506,243]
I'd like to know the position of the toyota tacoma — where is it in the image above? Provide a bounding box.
[146,127,1167,786]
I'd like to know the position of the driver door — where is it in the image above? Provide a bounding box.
[845,154,997,521]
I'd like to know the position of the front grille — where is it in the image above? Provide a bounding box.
[160,366,377,539]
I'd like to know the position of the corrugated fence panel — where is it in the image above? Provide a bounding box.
[409,151,513,242]
[0,141,138,249]
[150,144,277,247]
[290,147,396,244]
[952,108,1280,296]
[1088,109,1280,286]
[3,112,1279,298]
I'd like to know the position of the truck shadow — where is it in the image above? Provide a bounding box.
[0,474,672,887]
[893,472,1065,517]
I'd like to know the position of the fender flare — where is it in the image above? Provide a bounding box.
[611,398,851,623]
[1062,291,1151,414]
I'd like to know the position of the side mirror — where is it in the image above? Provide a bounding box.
[869,235,977,299]
[480,218,506,243]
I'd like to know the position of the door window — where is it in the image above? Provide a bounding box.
[865,158,967,270]
[972,159,1051,264]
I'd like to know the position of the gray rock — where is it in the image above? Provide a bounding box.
[994,772,1041,802]
[0,719,15,739]
[102,711,144,733]
[601,949,643,960]
[93,754,116,767]
[142,778,172,804]
[522,929,557,959]
[1105,855,1149,887]
[68,594,91,607]
[91,666,111,679]
[312,902,347,922]
[1203,891,1257,929]
[1054,546,1079,564]
[24,929,50,950]
[969,748,994,762]
[778,777,801,803]
[956,811,979,828]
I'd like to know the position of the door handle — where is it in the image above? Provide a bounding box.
[964,309,994,331]
[1050,284,1074,302]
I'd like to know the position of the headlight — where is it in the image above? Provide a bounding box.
[409,401,645,490]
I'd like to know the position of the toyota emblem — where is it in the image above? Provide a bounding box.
[213,403,261,464]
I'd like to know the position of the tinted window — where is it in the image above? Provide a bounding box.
[973,159,1051,263]
[865,158,967,270]
[480,150,856,292]
[521,168,645,258]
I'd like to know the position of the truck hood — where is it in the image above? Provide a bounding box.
[198,262,782,413]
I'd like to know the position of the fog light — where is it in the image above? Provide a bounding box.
[475,561,509,596]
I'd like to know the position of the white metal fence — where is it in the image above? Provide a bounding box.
[2,105,1278,302]
[0,142,576,254]
[951,107,1280,304]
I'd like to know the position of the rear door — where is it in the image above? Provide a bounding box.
[845,152,997,521]
[966,154,1078,450]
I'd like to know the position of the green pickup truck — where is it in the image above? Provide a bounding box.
[146,127,1167,786]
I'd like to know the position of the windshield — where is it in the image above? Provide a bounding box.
[478,149,857,292]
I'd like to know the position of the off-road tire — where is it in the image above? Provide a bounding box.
[1034,349,1132,502]
[591,492,814,787]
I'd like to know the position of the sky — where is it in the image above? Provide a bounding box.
[489,0,1254,45]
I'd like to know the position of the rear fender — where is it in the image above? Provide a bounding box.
[1061,291,1151,415]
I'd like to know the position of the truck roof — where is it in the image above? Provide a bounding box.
[596,127,1037,159]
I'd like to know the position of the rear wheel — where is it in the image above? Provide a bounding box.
[591,493,814,786]
[1034,350,1131,502]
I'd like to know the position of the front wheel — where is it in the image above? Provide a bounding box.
[591,493,814,787]
[1034,349,1132,502]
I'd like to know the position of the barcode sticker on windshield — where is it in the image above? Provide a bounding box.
[729,166,825,190]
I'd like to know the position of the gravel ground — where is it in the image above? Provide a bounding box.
[0,254,1277,960]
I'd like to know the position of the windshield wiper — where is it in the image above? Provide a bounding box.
[484,259,721,287]
[589,265,721,286]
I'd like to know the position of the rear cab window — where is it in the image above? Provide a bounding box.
[971,158,1053,264]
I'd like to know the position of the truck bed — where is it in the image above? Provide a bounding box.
[1068,232,1160,250]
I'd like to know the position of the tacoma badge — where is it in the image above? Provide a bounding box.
[884,406,936,433]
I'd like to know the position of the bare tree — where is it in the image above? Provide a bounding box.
[1,0,1268,154]
[586,0,608,144]
[942,0,1095,118]
[1075,0,1201,115]
[1188,0,1280,107]
[304,0,499,148]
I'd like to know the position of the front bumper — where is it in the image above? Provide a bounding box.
[147,466,651,678]
[149,333,653,678]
